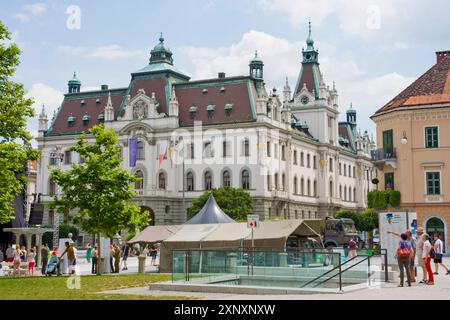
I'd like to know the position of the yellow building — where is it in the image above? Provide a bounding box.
[371,51,450,252]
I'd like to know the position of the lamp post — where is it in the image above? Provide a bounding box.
[50,149,64,247]
[401,131,408,145]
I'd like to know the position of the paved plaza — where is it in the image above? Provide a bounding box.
[101,257,450,300]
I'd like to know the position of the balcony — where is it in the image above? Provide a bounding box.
[371,148,397,169]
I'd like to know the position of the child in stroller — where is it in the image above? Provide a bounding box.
[45,250,61,276]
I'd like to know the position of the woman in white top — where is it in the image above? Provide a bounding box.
[433,233,450,275]
[422,234,434,285]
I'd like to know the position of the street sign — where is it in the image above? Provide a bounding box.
[247,215,259,229]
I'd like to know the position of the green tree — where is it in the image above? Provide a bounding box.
[0,20,39,224]
[335,210,363,231]
[50,124,149,274]
[187,187,253,221]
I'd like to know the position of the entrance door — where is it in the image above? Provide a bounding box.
[426,217,446,253]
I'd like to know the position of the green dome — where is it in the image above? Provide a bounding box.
[152,33,172,54]
[250,50,263,65]
[306,21,315,49]
[149,33,174,65]
[68,72,81,85]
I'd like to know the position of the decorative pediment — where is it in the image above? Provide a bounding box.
[119,122,155,145]
[293,83,315,106]
[119,88,165,121]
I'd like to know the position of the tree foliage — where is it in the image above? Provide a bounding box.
[367,190,401,209]
[50,124,149,273]
[187,187,253,221]
[335,208,379,232]
[0,20,39,223]
[42,224,80,247]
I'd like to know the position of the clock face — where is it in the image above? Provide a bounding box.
[301,95,309,105]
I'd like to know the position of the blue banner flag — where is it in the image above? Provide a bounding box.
[129,138,137,167]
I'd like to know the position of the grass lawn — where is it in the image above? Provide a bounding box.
[0,273,195,300]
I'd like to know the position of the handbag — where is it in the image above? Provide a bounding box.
[397,247,411,258]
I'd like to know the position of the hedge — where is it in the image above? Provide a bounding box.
[367,190,401,209]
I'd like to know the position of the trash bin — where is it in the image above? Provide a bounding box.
[138,256,146,274]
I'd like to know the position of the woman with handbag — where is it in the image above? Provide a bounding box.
[422,234,434,285]
[395,233,412,287]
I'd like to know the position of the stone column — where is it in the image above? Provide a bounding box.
[36,233,42,269]
[26,233,32,252]
[14,233,22,247]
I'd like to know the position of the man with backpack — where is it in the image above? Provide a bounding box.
[395,233,412,287]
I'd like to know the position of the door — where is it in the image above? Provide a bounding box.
[426,217,445,253]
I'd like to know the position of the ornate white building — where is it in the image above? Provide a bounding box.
[35,27,375,237]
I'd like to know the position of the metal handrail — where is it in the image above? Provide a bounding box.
[311,255,371,288]
[300,254,361,288]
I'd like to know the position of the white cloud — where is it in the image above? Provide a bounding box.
[26,83,64,120]
[259,0,407,38]
[57,45,146,61]
[12,2,47,22]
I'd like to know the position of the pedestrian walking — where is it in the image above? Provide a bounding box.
[395,233,412,287]
[150,246,158,266]
[422,233,434,285]
[433,233,450,275]
[85,243,92,264]
[112,243,121,273]
[415,228,427,284]
[27,248,36,276]
[91,245,98,274]
[41,244,49,276]
[109,244,114,273]
[122,243,131,271]
[12,246,22,276]
[406,231,416,282]
[347,237,357,259]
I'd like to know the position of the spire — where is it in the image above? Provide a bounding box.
[38,104,48,133]
[159,32,164,43]
[39,104,47,119]
[105,91,114,122]
[306,19,314,50]
[283,77,291,103]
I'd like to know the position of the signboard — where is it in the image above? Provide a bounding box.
[379,211,417,265]
[247,215,259,229]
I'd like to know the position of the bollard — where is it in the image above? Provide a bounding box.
[138,256,146,274]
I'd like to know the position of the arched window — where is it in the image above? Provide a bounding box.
[344,186,347,201]
[300,178,304,195]
[339,185,342,199]
[267,174,272,191]
[353,187,356,202]
[135,170,144,191]
[344,164,347,176]
[222,170,231,187]
[307,179,311,196]
[204,171,212,190]
[293,176,298,194]
[137,141,145,160]
[49,179,56,196]
[186,172,194,191]
[281,173,285,191]
[242,170,250,190]
[243,138,250,157]
[158,172,166,190]
[329,158,333,172]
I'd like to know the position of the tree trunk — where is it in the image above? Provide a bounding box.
[97,233,102,275]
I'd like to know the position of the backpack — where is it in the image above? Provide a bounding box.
[429,247,436,259]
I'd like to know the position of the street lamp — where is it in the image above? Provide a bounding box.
[401,131,408,145]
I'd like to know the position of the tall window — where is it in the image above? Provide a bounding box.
[204,171,213,190]
[222,170,231,187]
[281,173,285,191]
[293,176,298,194]
[353,188,356,202]
[385,172,394,190]
[186,172,194,191]
[383,129,394,156]
[274,173,279,190]
[425,126,439,148]
[426,172,441,195]
[223,140,231,158]
[293,150,297,165]
[314,180,317,197]
[339,163,342,175]
[243,138,250,157]
[135,170,144,190]
[48,210,55,226]
[344,186,347,201]
[281,145,286,161]
[49,179,56,196]
[329,180,333,197]
[137,141,145,160]
[313,156,317,169]
[307,154,310,168]
[343,164,347,176]
[64,150,71,165]
[307,179,311,196]
[353,166,356,178]
[204,142,213,158]
[339,185,342,199]
[267,175,272,191]
[158,172,166,190]
[188,143,195,159]
[329,158,333,172]
[300,178,304,195]
[267,141,271,157]
[300,152,304,166]
[242,170,250,190]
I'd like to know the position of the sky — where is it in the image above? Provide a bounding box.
[1,0,450,143]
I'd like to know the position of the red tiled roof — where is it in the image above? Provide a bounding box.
[374,54,450,115]
[295,63,321,97]
[48,90,125,136]
[176,79,255,126]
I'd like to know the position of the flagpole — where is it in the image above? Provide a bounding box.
[182,160,186,219]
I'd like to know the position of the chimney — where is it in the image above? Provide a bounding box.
[218,72,225,79]
[436,51,450,64]
[101,84,109,91]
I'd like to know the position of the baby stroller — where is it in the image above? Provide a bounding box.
[45,255,61,276]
